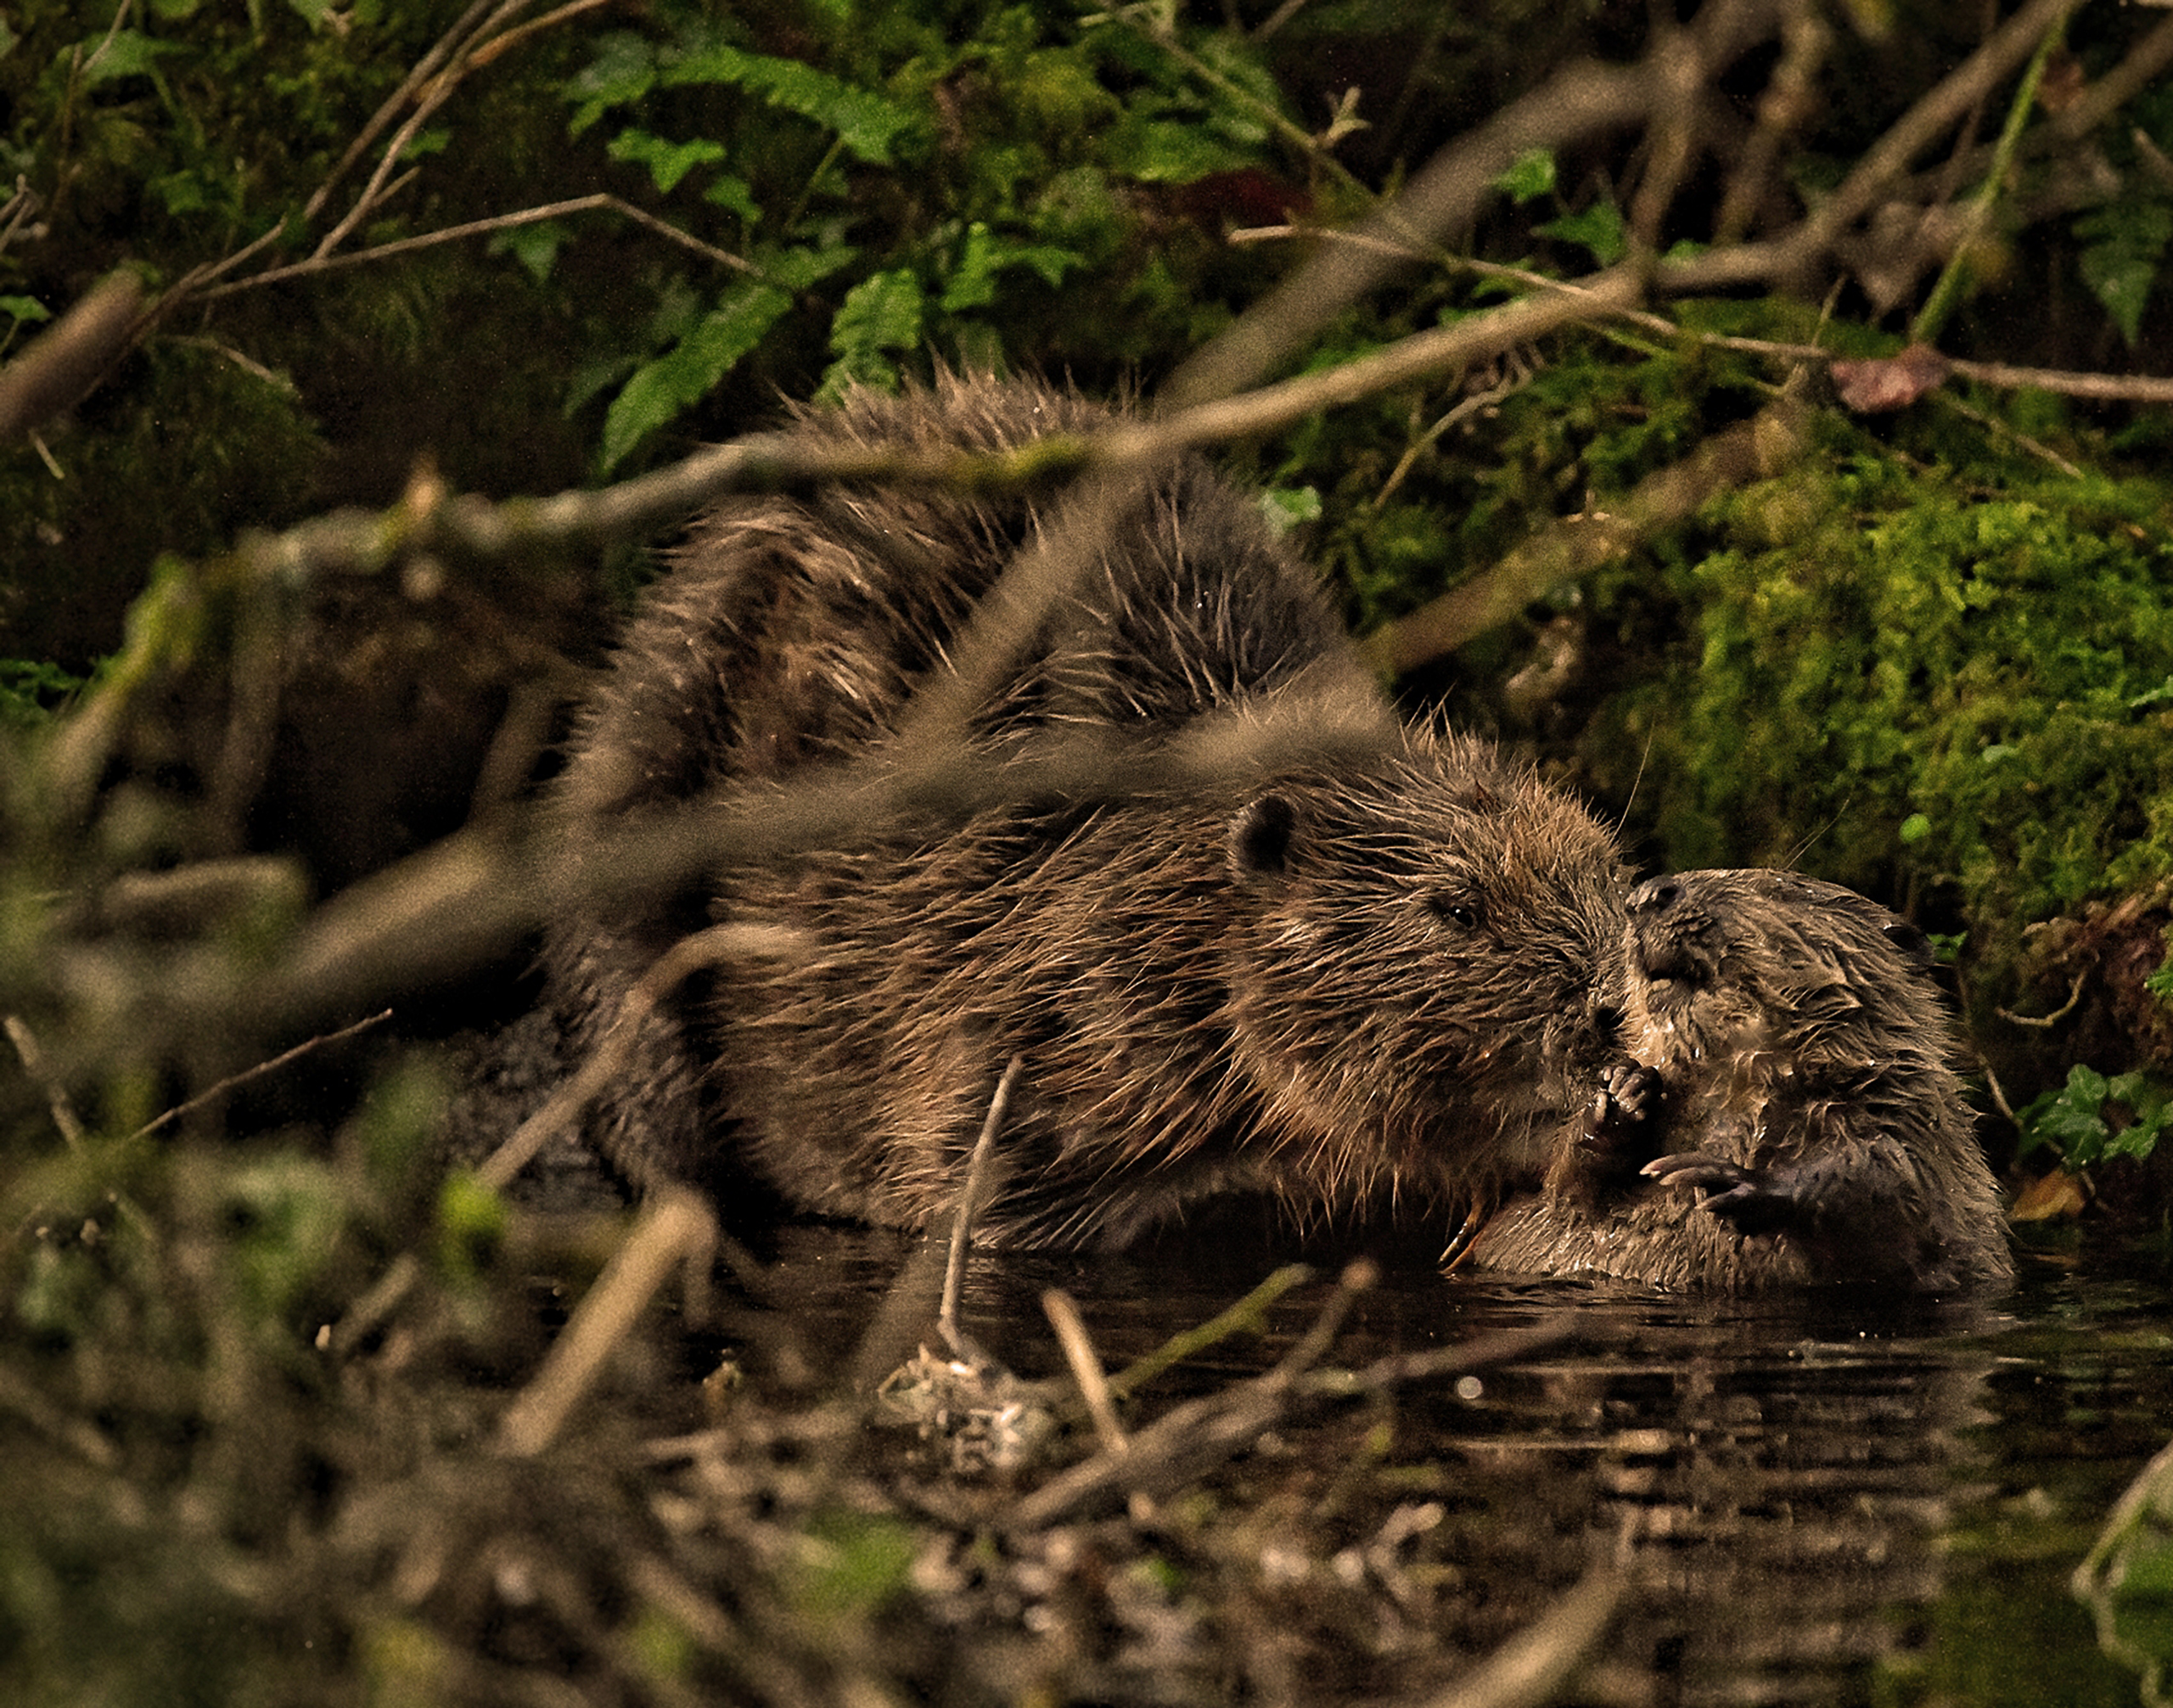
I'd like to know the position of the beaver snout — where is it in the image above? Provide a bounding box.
[1627,877,1719,989]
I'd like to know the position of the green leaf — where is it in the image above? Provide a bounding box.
[705,174,761,224]
[940,223,1082,312]
[819,269,925,398]
[1536,200,1627,267]
[607,128,727,195]
[2076,196,2173,349]
[1102,115,1252,185]
[490,221,565,284]
[565,32,658,136]
[600,281,795,473]
[597,246,851,472]
[1493,148,1557,205]
[0,295,52,326]
[1260,486,1322,534]
[71,28,186,87]
[663,44,914,165]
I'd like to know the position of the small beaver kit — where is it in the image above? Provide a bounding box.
[1472,869,2013,1292]
[544,375,1632,1248]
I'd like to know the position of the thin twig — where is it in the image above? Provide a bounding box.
[1997,969,2088,1029]
[132,1009,395,1141]
[202,195,758,301]
[1661,0,2087,295]
[1360,380,1814,675]
[476,923,807,1192]
[497,1187,718,1457]
[313,0,540,262]
[937,1055,1022,1360]
[5,1015,87,1149]
[1910,8,2065,346]
[1042,1288,1129,1458]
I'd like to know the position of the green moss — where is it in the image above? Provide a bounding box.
[1581,414,2173,997]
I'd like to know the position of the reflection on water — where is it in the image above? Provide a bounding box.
[733,1225,2172,1706]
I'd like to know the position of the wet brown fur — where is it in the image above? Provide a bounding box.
[1473,869,2013,1291]
[545,375,1631,1248]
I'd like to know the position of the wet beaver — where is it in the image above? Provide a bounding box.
[544,375,1631,1247]
[1471,869,2013,1291]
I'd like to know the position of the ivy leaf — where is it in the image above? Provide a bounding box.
[705,174,761,225]
[1260,486,1322,535]
[2076,195,2173,349]
[1493,148,1557,205]
[1535,200,1626,267]
[490,221,566,284]
[664,44,914,165]
[939,223,1082,312]
[607,128,727,195]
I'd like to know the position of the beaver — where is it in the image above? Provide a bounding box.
[1470,869,2013,1292]
[542,374,1631,1247]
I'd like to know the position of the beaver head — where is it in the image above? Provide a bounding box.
[1624,868,1950,1074]
[1221,733,1631,1198]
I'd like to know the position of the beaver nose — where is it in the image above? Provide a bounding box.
[1629,877,1679,917]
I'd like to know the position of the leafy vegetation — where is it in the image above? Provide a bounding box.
[10,1,2173,1699]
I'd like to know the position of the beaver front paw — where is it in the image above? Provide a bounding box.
[1642,1152,1797,1236]
[1575,1063,1665,1181]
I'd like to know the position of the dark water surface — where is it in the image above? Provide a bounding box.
[737,1225,2173,1707]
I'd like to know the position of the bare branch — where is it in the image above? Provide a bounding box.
[1361,382,1815,676]
[0,272,142,442]
[199,195,758,302]
[1662,0,2087,294]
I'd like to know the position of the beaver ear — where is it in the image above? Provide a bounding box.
[1881,918,1935,969]
[1229,793,1298,879]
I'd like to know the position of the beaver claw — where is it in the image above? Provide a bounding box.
[1642,1152,1796,1236]
[1575,1063,1666,1179]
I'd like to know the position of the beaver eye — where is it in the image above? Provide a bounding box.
[1425,892,1483,930]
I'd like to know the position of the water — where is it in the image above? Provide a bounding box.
[734,1224,2173,1707]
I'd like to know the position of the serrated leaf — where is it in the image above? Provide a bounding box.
[939,223,1082,312]
[663,44,913,165]
[819,270,924,398]
[565,32,658,136]
[2077,196,2173,348]
[599,282,794,473]
[1103,115,1253,186]
[607,128,727,196]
